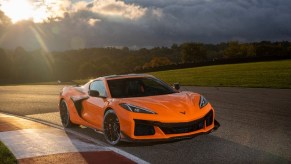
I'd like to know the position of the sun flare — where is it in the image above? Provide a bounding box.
[0,0,48,23]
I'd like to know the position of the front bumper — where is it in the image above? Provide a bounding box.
[121,119,220,142]
[120,110,220,142]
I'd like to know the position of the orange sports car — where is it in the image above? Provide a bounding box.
[59,74,219,145]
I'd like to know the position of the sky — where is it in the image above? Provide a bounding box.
[0,0,291,51]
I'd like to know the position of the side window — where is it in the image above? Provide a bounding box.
[90,81,107,97]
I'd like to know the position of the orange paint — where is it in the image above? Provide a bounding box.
[59,74,218,144]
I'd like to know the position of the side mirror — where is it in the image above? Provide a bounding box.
[89,90,100,97]
[173,83,180,90]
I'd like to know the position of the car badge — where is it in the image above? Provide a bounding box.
[180,111,186,115]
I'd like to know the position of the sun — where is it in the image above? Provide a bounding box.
[0,0,48,23]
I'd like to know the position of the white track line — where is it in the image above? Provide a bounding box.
[0,112,149,164]
[0,129,109,159]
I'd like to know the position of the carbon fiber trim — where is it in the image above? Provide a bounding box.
[70,96,89,117]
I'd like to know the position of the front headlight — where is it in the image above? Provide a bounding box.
[120,103,156,114]
[199,95,208,108]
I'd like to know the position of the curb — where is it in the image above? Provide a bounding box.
[0,112,148,164]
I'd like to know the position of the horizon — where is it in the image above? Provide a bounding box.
[1,40,290,52]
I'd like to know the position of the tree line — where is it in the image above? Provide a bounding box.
[0,41,290,83]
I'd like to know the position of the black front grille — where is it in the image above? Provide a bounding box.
[160,120,205,134]
[134,110,214,135]
[134,121,155,136]
[160,110,213,134]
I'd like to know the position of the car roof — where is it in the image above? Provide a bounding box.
[96,74,154,80]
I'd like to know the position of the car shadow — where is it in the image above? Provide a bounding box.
[117,136,197,147]
[64,126,290,163]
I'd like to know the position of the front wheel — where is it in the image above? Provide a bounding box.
[60,100,76,128]
[103,110,121,145]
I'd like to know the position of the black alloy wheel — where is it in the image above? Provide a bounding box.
[103,110,121,145]
[60,100,75,128]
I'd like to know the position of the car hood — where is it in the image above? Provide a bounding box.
[120,92,202,120]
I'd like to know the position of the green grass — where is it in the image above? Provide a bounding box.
[150,60,291,88]
[0,141,17,164]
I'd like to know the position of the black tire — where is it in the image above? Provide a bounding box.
[103,110,121,145]
[60,100,76,128]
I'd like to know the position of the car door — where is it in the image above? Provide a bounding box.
[82,80,108,130]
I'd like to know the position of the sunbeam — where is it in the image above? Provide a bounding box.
[29,25,55,74]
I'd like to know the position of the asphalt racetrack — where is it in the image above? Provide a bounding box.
[0,85,290,163]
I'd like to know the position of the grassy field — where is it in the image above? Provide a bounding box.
[0,141,17,163]
[150,60,291,88]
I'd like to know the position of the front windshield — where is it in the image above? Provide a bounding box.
[107,77,176,98]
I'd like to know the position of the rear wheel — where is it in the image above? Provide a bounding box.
[60,100,76,128]
[103,110,121,145]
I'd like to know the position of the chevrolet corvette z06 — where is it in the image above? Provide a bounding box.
[59,74,219,145]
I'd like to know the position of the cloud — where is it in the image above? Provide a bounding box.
[0,0,290,50]
[71,0,150,21]
[127,0,291,42]
[0,10,10,25]
[89,0,147,20]
[87,18,100,26]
